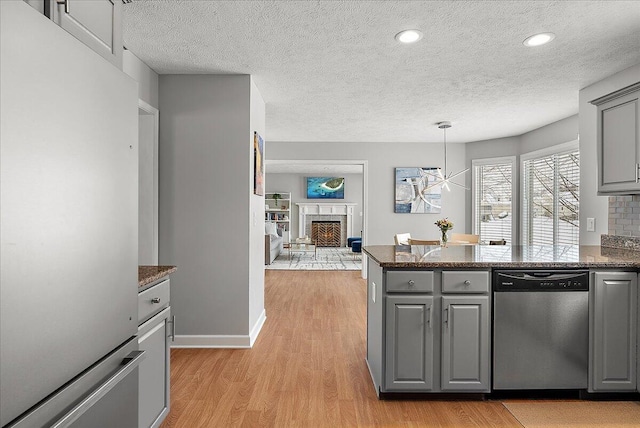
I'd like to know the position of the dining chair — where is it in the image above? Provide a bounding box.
[408,239,440,245]
[450,233,480,244]
[394,233,411,245]
[489,239,507,245]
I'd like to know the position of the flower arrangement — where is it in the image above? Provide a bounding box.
[435,218,453,245]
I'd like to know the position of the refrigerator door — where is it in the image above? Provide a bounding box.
[0,2,138,425]
[7,338,142,428]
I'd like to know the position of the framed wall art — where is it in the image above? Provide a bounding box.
[254,131,264,196]
[394,167,442,213]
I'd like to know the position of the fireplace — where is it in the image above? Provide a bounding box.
[296,203,357,247]
[312,221,341,247]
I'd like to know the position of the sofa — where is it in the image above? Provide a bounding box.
[265,222,284,265]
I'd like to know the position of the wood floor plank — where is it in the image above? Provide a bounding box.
[161,271,523,427]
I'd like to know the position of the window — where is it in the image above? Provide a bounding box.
[522,144,579,246]
[472,157,516,244]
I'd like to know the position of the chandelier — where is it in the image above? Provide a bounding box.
[422,121,469,193]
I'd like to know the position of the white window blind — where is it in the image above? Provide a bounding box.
[473,160,514,244]
[522,149,579,246]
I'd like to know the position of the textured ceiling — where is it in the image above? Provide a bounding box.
[122,1,640,143]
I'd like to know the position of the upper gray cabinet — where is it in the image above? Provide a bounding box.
[590,82,640,195]
[48,0,123,69]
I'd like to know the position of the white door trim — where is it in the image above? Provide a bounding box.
[266,159,369,278]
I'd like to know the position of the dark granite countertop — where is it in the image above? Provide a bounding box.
[139,265,177,288]
[363,245,640,269]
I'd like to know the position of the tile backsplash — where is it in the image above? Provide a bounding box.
[608,195,640,237]
[602,195,640,250]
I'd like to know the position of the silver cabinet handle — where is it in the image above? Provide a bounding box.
[56,0,69,14]
[636,163,639,183]
[151,297,161,304]
[168,315,176,341]
[464,280,471,285]
[408,280,415,286]
[444,307,449,325]
[50,350,145,428]
[426,305,432,326]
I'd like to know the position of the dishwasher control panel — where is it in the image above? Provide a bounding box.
[493,270,589,291]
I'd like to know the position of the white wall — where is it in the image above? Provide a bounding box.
[248,79,266,340]
[265,172,364,241]
[123,50,160,264]
[579,63,640,245]
[267,142,467,244]
[123,50,159,109]
[159,75,265,347]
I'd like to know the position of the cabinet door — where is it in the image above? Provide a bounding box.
[49,0,123,69]
[593,85,640,194]
[138,308,170,428]
[591,272,637,391]
[385,296,434,391]
[441,296,490,392]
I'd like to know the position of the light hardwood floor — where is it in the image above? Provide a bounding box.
[161,271,521,427]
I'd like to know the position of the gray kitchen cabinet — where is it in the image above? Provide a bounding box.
[441,296,490,391]
[590,82,640,194]
[385,295,434,391]
[369,268,491,394]
[48,0,123,69]
[590,271,637,391]
[138,279,173,428]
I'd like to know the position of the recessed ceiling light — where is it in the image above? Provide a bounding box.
[523,32,556,47]
[395,29,423,44]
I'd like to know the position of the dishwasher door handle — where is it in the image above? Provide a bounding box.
[50,350,145,428]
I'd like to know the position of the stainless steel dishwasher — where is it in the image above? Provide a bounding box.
[493,270,589,390]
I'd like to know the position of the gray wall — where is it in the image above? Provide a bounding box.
[159,75,264,344]
[267,142,467,245]
[123,50,159,109]
[265,172,364,241]
[579,63,640,244]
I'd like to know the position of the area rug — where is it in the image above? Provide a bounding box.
[265,247,362,271]
[502,401,640,428]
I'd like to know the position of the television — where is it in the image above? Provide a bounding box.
[306,177,345,199]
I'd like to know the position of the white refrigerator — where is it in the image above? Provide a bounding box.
[1,2,140,426]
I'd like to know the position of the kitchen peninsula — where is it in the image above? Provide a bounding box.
[363,245,640,397]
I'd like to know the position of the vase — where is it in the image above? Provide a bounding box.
[441,230,448,246]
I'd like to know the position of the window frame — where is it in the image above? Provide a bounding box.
[520,141,580,246]
[471,156,517,245]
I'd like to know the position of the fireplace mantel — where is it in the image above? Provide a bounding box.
[296,203,357,245]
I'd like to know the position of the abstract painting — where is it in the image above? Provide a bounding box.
[254,132,264,196]
[395,167,442,213]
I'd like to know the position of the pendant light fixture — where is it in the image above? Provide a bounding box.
[422,121,469,193]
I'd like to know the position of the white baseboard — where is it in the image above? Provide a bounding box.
[249,309,267,347]
[171,309,267,349]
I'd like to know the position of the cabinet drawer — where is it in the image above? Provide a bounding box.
[138,279,170,323]
[386,271,434,293]
[442,271,489,293]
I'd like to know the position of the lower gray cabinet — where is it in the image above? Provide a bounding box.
[138,306,171,428]
[441,296,490,391]
[138,278,173,428]
[590,271,638,391]
[381,269,491,393]
[385,295,434,391]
